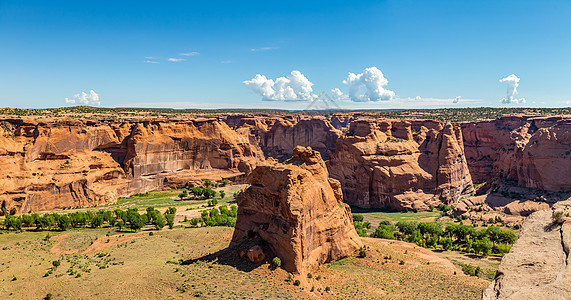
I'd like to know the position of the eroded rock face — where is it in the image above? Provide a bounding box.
[462,116,571,191]
[327,119,474,210]
[0,118,263,213]
[231,146,362,274]
[483,199,571,299]
[234,116,342,161]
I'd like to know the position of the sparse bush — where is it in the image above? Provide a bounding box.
[553,211,564,225]
[272,257,282,268]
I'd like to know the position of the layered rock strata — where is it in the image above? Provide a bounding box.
[327,119,474,210]
[234,116,341,161]
[0,118,262,213]
[231,146,362,274]
[462,116,570,191]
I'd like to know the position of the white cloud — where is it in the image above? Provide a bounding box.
[330,88,347,101]
[499,74,526,104]
[180,52,200,56]
[244,70,315,101]
[250,46,279,52]
[220,60,232,64]
[65,90,100,106]
[452,96,461,103]
[415,96,422,101]
[144,60,159,64]
[145,56,155,59]
[168,58,186,62]
[342,67,396,102]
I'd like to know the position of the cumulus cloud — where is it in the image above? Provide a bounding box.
[168,58,186,62]
[452,96,461,103]
[65,90,100,106]
[330,88,347,101]
[342,67,396,102]
[180,52,200,56]
[243,70,315,101]
[499,74,526,104]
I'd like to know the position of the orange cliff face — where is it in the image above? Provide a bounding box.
[327,119,474,210]
[231,146,362,274]
[232,116,342,161]
[0,118,264,213]
[461,116,571,191]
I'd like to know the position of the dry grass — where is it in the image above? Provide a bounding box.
[0,226,489,299]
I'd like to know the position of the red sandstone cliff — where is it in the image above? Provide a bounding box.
[0,118,263,213]
[234,116,341,161]
[462,116,570,191]
[231,146,362,274]
[327,119,474,210]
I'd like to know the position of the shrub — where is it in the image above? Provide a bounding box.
[272,257,282,268]
[219,191,226,199]
[553,211,564,225]
[293,280,300,286]
[52,260,61,267]
[352,214,364,222]
[358,247,367,258]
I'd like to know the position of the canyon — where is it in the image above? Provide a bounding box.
[0,113,569,215]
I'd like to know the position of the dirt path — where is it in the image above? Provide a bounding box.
[50,232,145,255]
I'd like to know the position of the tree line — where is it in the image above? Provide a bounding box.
[353,215,516,256]
[3,207,179,232]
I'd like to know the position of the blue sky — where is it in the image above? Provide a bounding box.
[0,0,570,109]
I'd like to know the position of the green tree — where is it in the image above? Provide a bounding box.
[372,223,395,239]
[178,190,188,200]
[396,221,419,235]
[57,215,70,231]
[473,237,493,256]
[165,214,175,229]
[219,190,226,199]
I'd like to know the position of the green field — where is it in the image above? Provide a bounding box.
[350,206,442,225]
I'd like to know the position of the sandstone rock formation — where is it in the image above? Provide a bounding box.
[0,118,263,213]
[231,146,362,274]
[462,116,570,191]
[234,116,341,161]
[328,119,474,210]
[483,198,571,299]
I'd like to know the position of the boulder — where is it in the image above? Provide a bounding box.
[231,146,362,274]
[246,245,265,264]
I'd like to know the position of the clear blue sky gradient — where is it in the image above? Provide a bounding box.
[1,0,570,109]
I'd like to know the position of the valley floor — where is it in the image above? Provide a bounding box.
[0,225,489,299]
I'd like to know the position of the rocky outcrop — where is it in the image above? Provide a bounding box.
[231,146,362,274]
[462,116,571,191]
[327,119,474,210]
[0,118,263,213]
[483,198,571,299]
[234,116,341,162]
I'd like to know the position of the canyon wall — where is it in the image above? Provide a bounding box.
[233,116,341,161]
[327,119,474,210]
[0,118,263,213]
[462,116,570,191]
[0,114,569,214]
